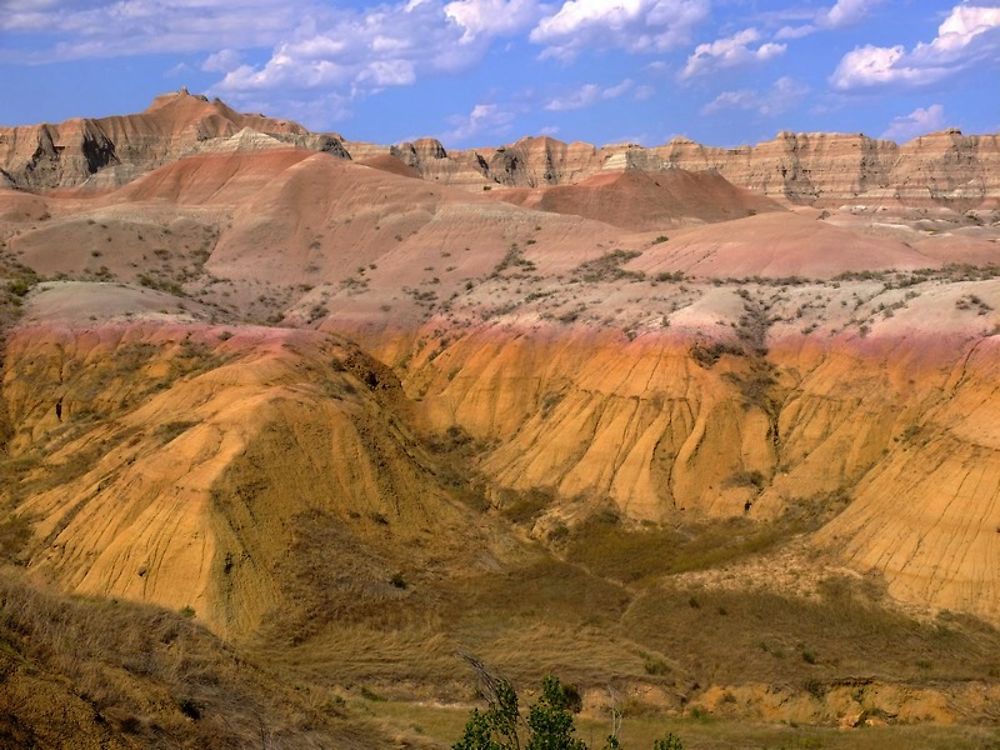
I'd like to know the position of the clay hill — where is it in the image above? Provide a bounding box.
[1,90,999,749]
[5,88,999,211]
[0,88,348,190]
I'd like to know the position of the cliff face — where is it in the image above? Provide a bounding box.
[439,130,1000,208]
[0,89,349,190]
[651,132,899,204]
[0,306,491,637]
[338,130,1000,211]
[340,292,1000,625]
[352,130,1000,209]
[654,130,1000,208]
[5,90,998,210]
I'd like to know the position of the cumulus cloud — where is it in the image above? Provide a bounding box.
[0,0,532,85]
[211,0,492,100]
[201,49,242,73]
[701,76,809,116]
[440,103,516,143]
[530,0,709,60]
[881,104,946,142]
[830,4,1000,90]
[681,28,786,79]
[443,0,543,41]
[824,0,879,28]
[0,0,303,60]
[776,0,882,40]
[544,79,635,110]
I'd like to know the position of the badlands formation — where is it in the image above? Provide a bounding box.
[1,90,1000,748]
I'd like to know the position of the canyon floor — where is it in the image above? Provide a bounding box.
[1,92,999,749]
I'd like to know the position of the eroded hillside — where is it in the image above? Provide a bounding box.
[2,93,1000,748]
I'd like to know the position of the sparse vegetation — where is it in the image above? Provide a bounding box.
[454,666,681,750]
[690,341,741,368]
[2,115,1000,750]
[572,250,643,283]
[654,271,684,282]
[491,243,537,277]
[0,570,373,748]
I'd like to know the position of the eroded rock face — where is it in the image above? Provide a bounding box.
[0,89,349,190]
[6,90,997,210]
[447,131,1000,208]
[340,303,1000,626]
[2,111,998,633]
[1,314,479,637]
[655,130,1000,208]
[363,129,1000,209]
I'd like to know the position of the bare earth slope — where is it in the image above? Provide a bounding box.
[0,90,348,191]
[489,168,782,230]
[6,89,999,212]
[2,95,1000,746]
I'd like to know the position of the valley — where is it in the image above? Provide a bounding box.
[1,90,999,749]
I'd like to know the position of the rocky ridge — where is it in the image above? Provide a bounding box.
[2,92,1000,742]
[375,131,1000,209]
[4,90,998,212]
[0,89,349,190]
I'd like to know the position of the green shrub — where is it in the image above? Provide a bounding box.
[453,670,683,749]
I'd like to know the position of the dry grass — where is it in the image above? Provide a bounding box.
[622,578,1000,687]
[561,499,848,584]
[0,569,382,749]
[372,700,1000,750]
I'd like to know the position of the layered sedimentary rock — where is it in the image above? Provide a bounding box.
[0,89,349,190]
[492,167,781,229]
[2,122,999,633]
[344,129,1000,208]
[654,130,1000,208]
[340,280,1000,625]
[1,288,490,637]
[437,131,1000,208]
[5,90,998,210]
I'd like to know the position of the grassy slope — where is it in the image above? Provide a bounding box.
[0,570,383,749]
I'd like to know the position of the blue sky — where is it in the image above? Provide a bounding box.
[1,1,998,148]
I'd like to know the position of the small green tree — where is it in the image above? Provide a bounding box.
[525,676,587,750]
[453,678,521,750]
[453,673,585,750]
[452,659,683,750]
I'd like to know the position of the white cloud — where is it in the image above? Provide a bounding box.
[539,125,560,135]
[774,24,816,40]
[830,4,1000,90]
[776,0,882,39]
[212,0,491,102]
[702,89,755,113]
[0,0,525,96]
[440,103,515,143]
[881,104,946,142]
[545,84,599,111]
[164,61,194,78]
[201,49,242,73]
[444,0,542,41]
[544,79,635,110]
[0,0,304,60]
[824,0,879,28]
[602,78,635,99]
[633,84,655,100]
[701,76,809,116]
[681,28,786,79]
[530,0,709,60]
